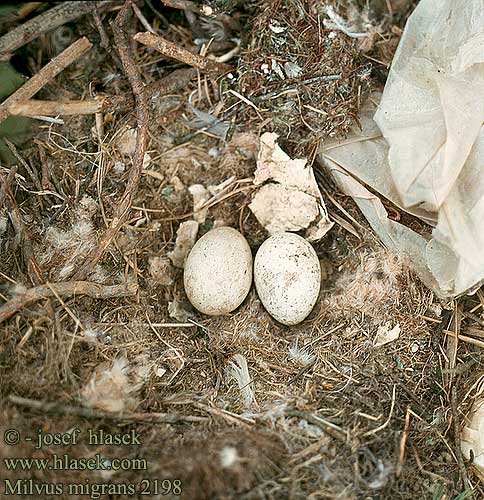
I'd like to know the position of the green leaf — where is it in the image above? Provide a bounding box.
[0,62,31,164]
[0,4,20,19]
[0,61,27,99]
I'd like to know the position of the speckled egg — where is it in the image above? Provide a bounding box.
[254,233,321,325]
[184,226,253,315]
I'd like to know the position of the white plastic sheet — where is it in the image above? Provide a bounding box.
[319,0,484,298]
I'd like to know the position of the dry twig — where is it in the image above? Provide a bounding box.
[133,31,230,73]
[72,1,150,280]
[0,1,108,59]
[0,37,92,124]
[444,330,484,349]
[160,0,203,14]
[0,170,43,286]
[396,406,412,477]
[4,138,42,191]
[10,3,44,22]
[286,409,347,443]
[7,67,197,117]
[149,67,197,95]
[8,395,208,424]
[451,386,470,490]
[7,96,130,117]
[0,165,17,207]
[92,7,110,50]
[0,281,138,324]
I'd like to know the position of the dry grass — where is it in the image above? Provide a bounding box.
[1,1,483,499]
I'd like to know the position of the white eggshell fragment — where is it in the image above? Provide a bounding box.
[254,233,321,325]
[184,227,253,315]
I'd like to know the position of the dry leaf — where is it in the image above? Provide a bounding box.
[168,220,199,268]
[115,128,136,156]
[373,323,401,347]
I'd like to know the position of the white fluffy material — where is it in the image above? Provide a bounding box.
[226,354,257,409]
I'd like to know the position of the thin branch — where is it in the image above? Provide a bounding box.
[8,395,208,424]
[92,7,110,50]
[286,409,348,443]
[362,384,397,436]
[451,386,470,490]
[462,310,484,329]
[132,2,156,34]
[36,142,54,191]
[0,37,92,124]
[72,0,150,280]
[149,66,197,94]
[0,171,43,286]
[396,406,412,478]
[133,31,231,73]
[0,281,138,324]
[4,138,42,191]
[8,96,130,117]
[0,165,17,210]
[0,1,109,59]
[445,329,484,349]
[11,3,44,22]
[7,67,197,117]
[161,0,203,14]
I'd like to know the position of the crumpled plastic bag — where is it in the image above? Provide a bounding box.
[318,0,484,298]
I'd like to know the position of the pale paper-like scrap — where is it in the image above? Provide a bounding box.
[249,184,319,234]
[167,220,199,268]
[188,184,210,224]
[250,132,333,240]
[254,133,321,198]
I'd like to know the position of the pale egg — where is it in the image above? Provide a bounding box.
[254,233,321,325]
[184,226,252,315]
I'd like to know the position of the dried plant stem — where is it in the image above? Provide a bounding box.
[0,37,92,124]
[7,67,196,117]
[444,330,484,349]
[363,384,397,436]
[132,2,155,34]
[12,3,43,22]
[0,281,138,324]
[92,8,110,50]
[160,0,203,14]
[194,402,255,427]
[8,96,130,117]
[286,409,347,443]
[0,170,44,286]
[451,386,470,490]
[4,138,42,191]
[72,1,150,280]
[462,310,484,329]
[0,165,17,207]
[0,1,108,59]
[36,143,54,191]
[133,31,230,73]
[8,395,208,424]
[396,406,412,478]
[149,67,197,94]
